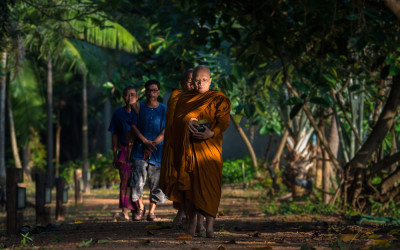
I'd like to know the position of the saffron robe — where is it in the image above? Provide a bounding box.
[160,89,184,205]
[160,90,230,217]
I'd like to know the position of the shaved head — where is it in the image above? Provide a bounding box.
[192,65,212,93]
[193,65,211,78]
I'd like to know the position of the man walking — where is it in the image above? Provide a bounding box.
[129,79,167,221]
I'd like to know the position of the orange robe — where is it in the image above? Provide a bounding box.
[161,90,230,217]
[160,89,184,204]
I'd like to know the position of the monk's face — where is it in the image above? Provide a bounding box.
[193,68,212,94]
[184,72,194,91]
[123,89,137,105]
[145,83,160,101]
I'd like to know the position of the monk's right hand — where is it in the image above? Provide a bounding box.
[188,118,198,134]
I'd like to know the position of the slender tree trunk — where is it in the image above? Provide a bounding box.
[390,127,397,173]
[269,129,289,193]
[261,137,274,171]
[0,51,7,183]
[230,115,259,177]
[7,77,22,169]
[22,143,32,181]
[47,57,54,187]
[323,111,340,203]
[82,73,90,193]
[104,100,112,153]
[55,125,61,177]
[346,75,400,208]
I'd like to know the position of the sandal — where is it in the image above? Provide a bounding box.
[114,212,128,222]
[133,207,146,221]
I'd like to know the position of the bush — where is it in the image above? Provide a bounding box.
[222,157,257,184]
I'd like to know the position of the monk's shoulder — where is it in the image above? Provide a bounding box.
[170,89,183,99]
[210,90,230,104]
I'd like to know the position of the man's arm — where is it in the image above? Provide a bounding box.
[130,124,157,152]
[152,129,165,145]
[112,133,119,168]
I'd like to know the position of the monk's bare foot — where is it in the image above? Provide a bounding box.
[206,231,216,238]
[195,224,206,234]
[173,210,185,228]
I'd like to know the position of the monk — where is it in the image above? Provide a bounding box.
[161,65,231,237]
[160,69,194,226]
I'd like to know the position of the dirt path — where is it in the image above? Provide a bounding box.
[1,187,398,249]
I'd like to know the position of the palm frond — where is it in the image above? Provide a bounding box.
[69,15,142,53]
[10,59,45,144]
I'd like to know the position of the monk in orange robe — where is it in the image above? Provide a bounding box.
[161,65,230,237]
[160,69,193,226]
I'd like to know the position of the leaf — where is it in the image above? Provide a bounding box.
[233,114,242,123]
[144,223,171,230]
[346,14,359,21]
[103,81,114,89]
[368,234,382,239]
[338,234,358,241]
[365,239,390,247]
[176,234,192,239]
[371,176,382,185]
[244,104,256,118]
[309,97,332,108]
[290,103,303,119]
[97,240,109,244]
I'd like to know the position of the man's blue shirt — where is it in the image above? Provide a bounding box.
[131,101,166,165]
[108,107,134,146]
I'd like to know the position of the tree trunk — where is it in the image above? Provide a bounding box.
[230,115,259,177]
[47,57,54,187]
[0,51,7,183]
[323,111,340,203]
[82,73,90,193]
[268,129,289,193]
[55,125,61,177]
[383,0,400,21]
[8,76,22,169]
[22,143,32,181]
[346,75,400,208]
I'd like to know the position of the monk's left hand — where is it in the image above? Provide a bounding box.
[191,126,214,140]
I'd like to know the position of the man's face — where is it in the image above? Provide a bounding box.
[123,89,137,105]
[145,83,160,101]
[193,69,212,94]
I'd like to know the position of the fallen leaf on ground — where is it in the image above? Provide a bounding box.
[365,239,390,247]
[338,234,358,241]
[176,234,192,240]
[144,224,170,230]
[217,245,227,250]
[367,234,382,239]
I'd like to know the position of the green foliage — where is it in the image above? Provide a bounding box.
[59,151,118,187]
[89,151,119,188]
[222,157,258,184]
[20,232,33,247]
[78,238,93,248]
[262,201,340,216]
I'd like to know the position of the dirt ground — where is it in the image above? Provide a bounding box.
[1,186,399,249]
